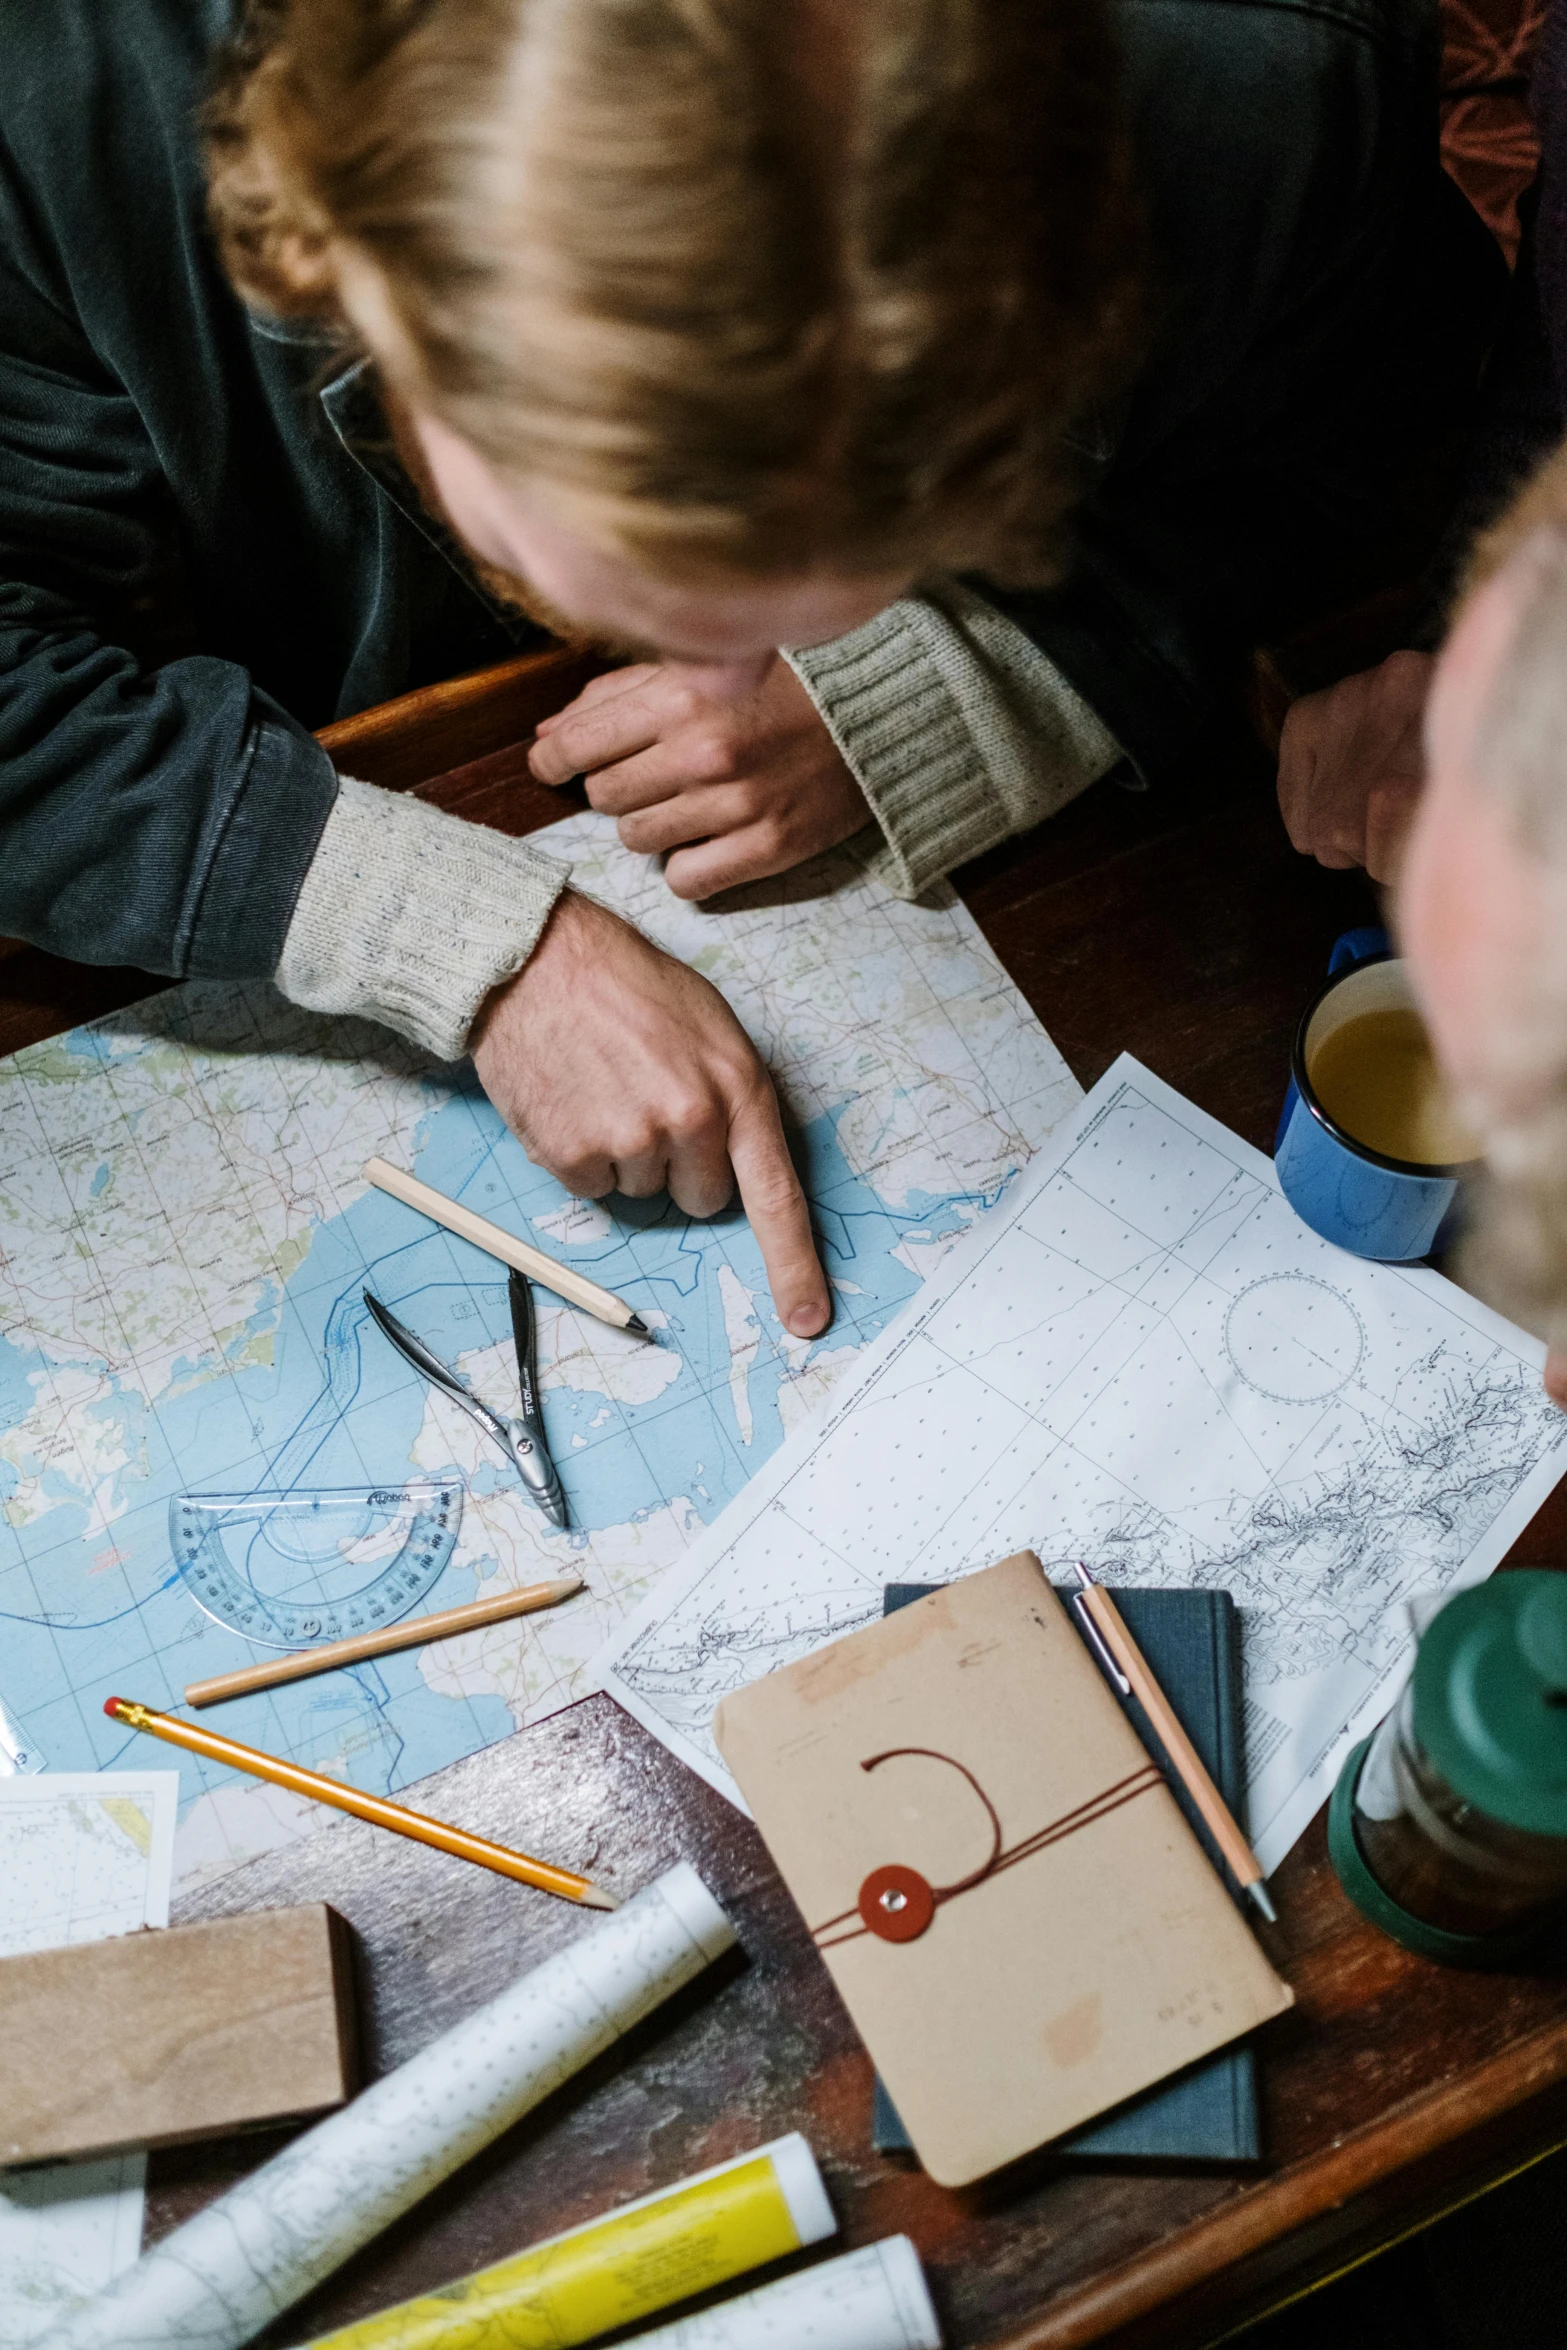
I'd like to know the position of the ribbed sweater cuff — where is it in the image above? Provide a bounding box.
[785,597,1118,897]
[274,776,567,1060]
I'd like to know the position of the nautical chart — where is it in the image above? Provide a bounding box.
[0,814,1078,1889]
[598,1057,1567,1868]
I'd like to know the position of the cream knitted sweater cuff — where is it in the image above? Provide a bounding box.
[274,776,568,1060]
[785,579,1121,898]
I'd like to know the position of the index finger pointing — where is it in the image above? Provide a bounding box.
[727,1085,831,1339]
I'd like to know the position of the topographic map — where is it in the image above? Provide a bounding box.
[599,1058,1567,1868]
[0,813,1078,1887]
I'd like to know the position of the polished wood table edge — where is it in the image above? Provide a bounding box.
[1196,2129,1567,2350]
[316,642,606,793]
[994,2016,1567,2349]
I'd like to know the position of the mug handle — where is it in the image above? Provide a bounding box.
[1328,924,1389,975]
[1275,926,1392,1153]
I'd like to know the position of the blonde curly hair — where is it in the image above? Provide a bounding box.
[206,0,1140,584]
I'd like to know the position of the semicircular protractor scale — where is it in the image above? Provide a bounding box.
[169,1483,464,1650]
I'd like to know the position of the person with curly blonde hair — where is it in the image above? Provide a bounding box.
[1,0,1498,1325]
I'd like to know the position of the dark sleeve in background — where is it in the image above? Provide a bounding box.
[0,3,340,983]
[0,0,522,985]
[1532,0,1567,401]
[1379,0,1565,634]
[1411,195,1562,636]
[0,229,338,980]
[975,0,1508,785]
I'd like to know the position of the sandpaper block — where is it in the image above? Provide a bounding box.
[0,1904,359,2166]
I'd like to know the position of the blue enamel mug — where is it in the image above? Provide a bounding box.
[1275,928,1479,1262]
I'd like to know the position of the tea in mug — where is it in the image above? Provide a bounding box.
[1307,1007,1478,1167]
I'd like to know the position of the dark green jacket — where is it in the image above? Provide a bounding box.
[0,0,1499,981]
[0,0,531,979]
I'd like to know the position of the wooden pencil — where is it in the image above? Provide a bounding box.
[364,1158,651,1337]
[184,1576,584,1708]
[1071,1564,1277,1924]
[104,1697,617,1910]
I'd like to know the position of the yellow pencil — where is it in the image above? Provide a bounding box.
[183,1576,584,1708]
[1070,1564,1277,1924]
[104,1697,617,1910]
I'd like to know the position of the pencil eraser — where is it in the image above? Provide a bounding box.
[103,1696,122,1716]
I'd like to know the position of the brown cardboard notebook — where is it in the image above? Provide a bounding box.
[713,1551,1293,2186]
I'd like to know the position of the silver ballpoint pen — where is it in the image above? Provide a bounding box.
[363,1283,569,1529]
[1071,1562,1276,1924]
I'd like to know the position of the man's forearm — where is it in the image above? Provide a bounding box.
[784,579,1121,898]
[275,777,568,1060]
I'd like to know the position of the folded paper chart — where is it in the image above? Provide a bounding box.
[599,1058,1567,1871]
[715,1555,1292,2183]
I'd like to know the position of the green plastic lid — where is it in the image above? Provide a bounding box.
[1413,1572,1567,1838]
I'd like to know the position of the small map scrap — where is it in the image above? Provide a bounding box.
[0,1771,177,2346]
[0,1772,177,1956]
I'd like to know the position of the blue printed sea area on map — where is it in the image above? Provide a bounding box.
[0,816,1079,1884]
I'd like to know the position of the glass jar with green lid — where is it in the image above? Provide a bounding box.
[1329,1571,1567,1964]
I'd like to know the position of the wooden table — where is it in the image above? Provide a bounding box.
[8,647,1567,2350]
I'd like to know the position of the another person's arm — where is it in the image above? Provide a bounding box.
[280,797,826,1328]
[528,583,1122,899]
[1276,166,1564,888]
[1275,652,1434,882]
[468,895,827,1333]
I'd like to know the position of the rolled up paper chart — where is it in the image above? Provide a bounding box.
[32,1864,735,2350]
[621,2238,942,2350]
[300,2132,834,2349]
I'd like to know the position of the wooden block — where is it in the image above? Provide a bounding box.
[0,1904,359,2166]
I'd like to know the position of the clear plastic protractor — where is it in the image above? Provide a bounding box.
[0,1692,44,1774]
[169,1482,463,1649]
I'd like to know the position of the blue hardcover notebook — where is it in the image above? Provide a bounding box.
[871,1581,1260,2163]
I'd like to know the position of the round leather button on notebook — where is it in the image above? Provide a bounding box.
[858,1863,935,1942]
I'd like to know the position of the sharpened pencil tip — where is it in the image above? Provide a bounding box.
[624,1314,653,1340]
[1246,1879,1278,1925]
[580,1883,621,1910]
